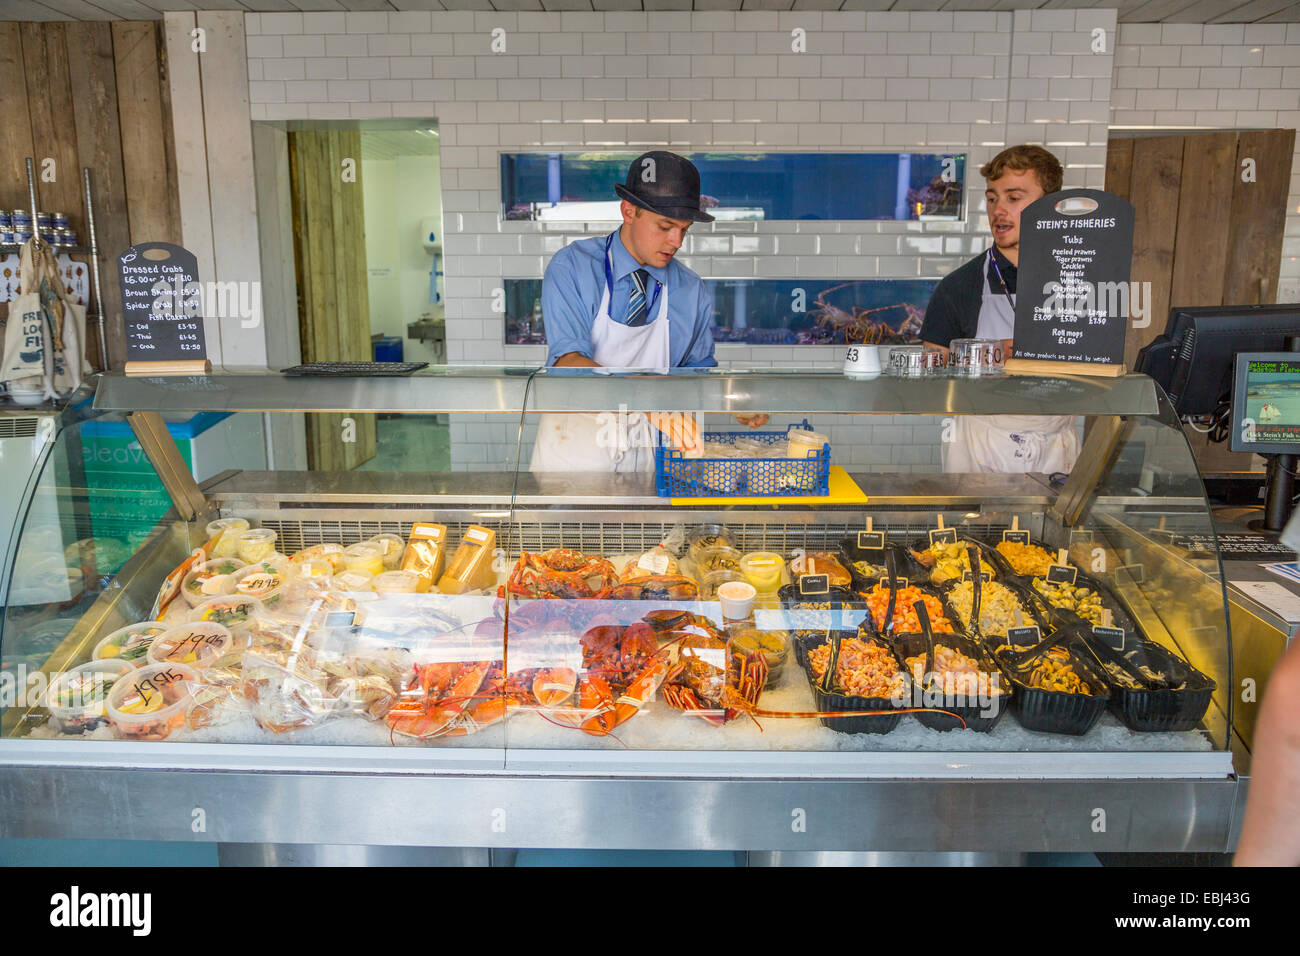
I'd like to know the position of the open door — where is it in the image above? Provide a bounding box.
[286,128,377,471]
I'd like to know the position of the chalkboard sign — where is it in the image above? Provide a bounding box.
[878,576,908,590]
[857,531,885,550]
[1011,189,1135,370]
[1006,625,1041,646]
[928,528,957,546]
[1002,530,1030,544]
[119,242,208,368]
[798,574,829,596]
[1046,564,1078,585]
[1093,625,1127,652]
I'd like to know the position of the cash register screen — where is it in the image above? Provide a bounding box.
[1230,352,1300,454]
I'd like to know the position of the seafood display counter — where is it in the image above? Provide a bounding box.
[0,368,1243,854]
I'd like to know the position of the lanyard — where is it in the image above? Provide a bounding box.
[605,232,662,322]
[987,248,1015,312]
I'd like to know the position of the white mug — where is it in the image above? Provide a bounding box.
[843,344,882,378]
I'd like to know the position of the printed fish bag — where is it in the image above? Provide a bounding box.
[1,240,89,398]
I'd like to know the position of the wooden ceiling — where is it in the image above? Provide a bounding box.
[5,0,1300,24]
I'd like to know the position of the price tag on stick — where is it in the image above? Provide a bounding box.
[798,574,830,597]
[858,531,885,550]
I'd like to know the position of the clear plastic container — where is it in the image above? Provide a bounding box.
[236,528,278,564]
[93,621,169,667]
[233,564,287,605]
[368,534,407,570]
[700,568,744,600]
[787,427,829,459]
[290,543,346,573]
[293,557,334,578]
[189,595,264,630]
[206,517,250,557]
[739,551,785,592]
[106,662,199,741]
[695,546,742,575]
[688,524,735,565]
[373,570,420,594]
[147,621,233,669]
[342,542,384,576]
[44,659,134,733]
[180,557,247,607]
[334,568,375,592]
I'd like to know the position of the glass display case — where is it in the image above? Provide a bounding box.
[0,367,1241,853]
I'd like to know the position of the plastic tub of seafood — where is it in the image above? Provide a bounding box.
[189,595,264,631]
[146,621,234,670]
[368,533,407,570]
[342,542,384,576]
[1083,637,1216,733]
[44,659,134,734]
[739,551,785,593]
[209,519,250,558]
[373,570,420,594]
[105,662,199,741]
[181,557,247,607]
[334,568,375,592]
[233,563,288,605]
[93,621,170,667]
[290,543,346,573]
[687,525,736,564]
[695,546,742,576]
[728,624,789,686]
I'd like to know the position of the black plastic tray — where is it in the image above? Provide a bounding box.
[888,629,1011,733]
[839,537,905,592]
[1020,566,1140,641]
[1080,635,1216,732]
[995,637,1112,736]
[800,632,904,735]
[906,535,1001,588]
[937,575,1047,650]
[858,578,964,640]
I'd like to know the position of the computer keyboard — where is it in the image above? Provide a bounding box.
[280,361,429,377]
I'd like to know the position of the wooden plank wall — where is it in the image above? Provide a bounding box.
[1107,129,1297,475]
[287,129,376,472]
[0,20,180,372]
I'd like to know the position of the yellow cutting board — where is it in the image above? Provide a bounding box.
[670,465,867,506]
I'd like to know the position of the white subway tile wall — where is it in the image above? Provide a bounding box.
[1110,22,1300,306]
[242,9,1300,473]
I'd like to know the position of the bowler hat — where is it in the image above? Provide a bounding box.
[614,151,714,223]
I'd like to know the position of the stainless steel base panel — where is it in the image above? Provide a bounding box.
[747,852,1029,866]
[216,844,492,866]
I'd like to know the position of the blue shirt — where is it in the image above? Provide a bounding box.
[541,231,718,368]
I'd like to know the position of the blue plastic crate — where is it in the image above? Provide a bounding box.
[655,420,830,498]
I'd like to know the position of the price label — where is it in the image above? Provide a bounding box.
[1068,529,1094,545]
[1093,625,1127,652]
[1002,530,1030,544]
[638,552,670,575]
[1046,564,1078,586]
[962,570,992,582]
[878,576,908,590]
[857,531,885,550]
[929,528,957,546]
[1006,625,1042,645]
[798,574,830,596]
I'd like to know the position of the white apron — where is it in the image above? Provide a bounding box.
[943,250,1081,475]
[530,233,671,473]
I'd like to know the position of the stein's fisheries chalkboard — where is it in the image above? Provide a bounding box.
[1012,189,1135,368]
[119,242,207,364]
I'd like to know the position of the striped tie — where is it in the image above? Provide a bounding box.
[627,268,650,327]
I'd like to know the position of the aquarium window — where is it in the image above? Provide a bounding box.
[500,152,965,222]
[503,277,939,346]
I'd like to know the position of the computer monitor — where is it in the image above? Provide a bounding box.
[1135,304,1300,418]
[1230,353,1300,455]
